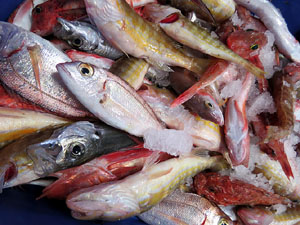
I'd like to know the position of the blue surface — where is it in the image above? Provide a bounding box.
[0,0,299,225]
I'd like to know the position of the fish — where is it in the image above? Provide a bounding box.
[84,0,213,74]
[126,0,157,8]
[109,57,149,90]
[54,18,124,60]
[237,205,300,225]
[0,22,91,118]
[224,72,253,167]
[138,84,221,150]
[138,189,234,225]
[66,152,229,220]
[193,172,288,206]
[26,121,137,177]
[143,4,265,79]
[30,0,87,36]
[40,147,172,199]
[145,66,170,87]
[0,107,69,148]
[57,62,164,137]
[169,67,224,125]
[234,0,300,63]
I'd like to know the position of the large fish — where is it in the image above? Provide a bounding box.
[66,152,229,220]
[0,22,90,118]
[84,0,213,74]
[57,62,164,137]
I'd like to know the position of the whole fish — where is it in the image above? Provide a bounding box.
[27,121,136,177]
[40,147,172,199]
[193,172,287,206]
[237,205,300,225]
[138,189,234,225]
[31,0,87,36]
[66,152,228,220]
[169,67,224,125]
[234,0,300,63]
[84,0,213,74]
[54,18,123,60]
[143,4,265,79]
[57,62,164,137]
[109,57,149,90]
[138,84,221,150]
[0,107,69,148]
[0,22,91,118]
[224,72,253,167]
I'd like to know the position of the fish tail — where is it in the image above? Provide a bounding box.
[188,57,213,75]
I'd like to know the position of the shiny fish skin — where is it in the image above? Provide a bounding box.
[57,62,164,137]
[66,154,228,221]
[54,18,123,60]
[138,189,234,225]
[0,22,90,118]
[84,0,212,74]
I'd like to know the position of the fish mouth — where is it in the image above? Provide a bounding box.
[56,63,73,79]
[0,162,18,191]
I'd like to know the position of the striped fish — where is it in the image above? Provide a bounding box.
[66,153,228,221]
[202,0,236,22]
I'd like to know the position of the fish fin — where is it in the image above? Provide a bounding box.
[27,45,43,91]
[189,148,210,157]
[145,58,174,72]
[188,57,213,75]
[142,151,161,172]
[148,167,173,180]
[28,178,55,187]
[192,0,216,24]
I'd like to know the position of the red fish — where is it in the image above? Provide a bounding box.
[40,147,172,199]
[194,172,288,206]
[31,0,87,36]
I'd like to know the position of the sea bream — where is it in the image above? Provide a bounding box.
[0,22,91,118]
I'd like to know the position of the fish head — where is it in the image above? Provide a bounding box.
[66,182,140,220]
[27,121,101,177]
[54,18,99,52]
[237,207,274,225]
[0,22,26,58]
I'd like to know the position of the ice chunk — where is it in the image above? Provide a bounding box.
[230,11,243,27]
[143,128,193,156]
[247,92,276,121]
[271,204,287,214]
[220,79,242,99]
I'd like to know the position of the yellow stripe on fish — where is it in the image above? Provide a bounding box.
[273,205,300,224]
[202,0,236,22]
[195,115,220,134]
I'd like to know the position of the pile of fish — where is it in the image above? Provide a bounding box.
[2,0,300,224]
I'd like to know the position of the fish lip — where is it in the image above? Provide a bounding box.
[56,63,73,79]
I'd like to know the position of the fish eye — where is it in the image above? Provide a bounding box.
[218,218,229,225]
[34,6,42,14]
[70,142,85,157]
[72,38,82,47]
[205,101,213,109]
[250,44,259,50]
[79,63,94,77]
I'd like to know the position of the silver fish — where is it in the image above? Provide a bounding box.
[54,18,123,60]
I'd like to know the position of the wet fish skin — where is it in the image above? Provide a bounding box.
[0,22,91,118]
[138,189,234,225]
[54,18,123,60]
[57,62,164,137]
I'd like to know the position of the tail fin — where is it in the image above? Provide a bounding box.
[188,57,214,75]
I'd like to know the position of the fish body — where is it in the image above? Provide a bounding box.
[143,4,265,79]
[84,0,212,74]
[234,0,300,63]
[54,18,123,60]
[224,72,253,167]
[138,84,221,150]
[57,62,164,137]
[201,0,236,22]
[66,153,228,220]
[41,148,171,199]
[138,189,234,225]
[0,22,91,118]
[30,0,87,36]
[126,0,157,8]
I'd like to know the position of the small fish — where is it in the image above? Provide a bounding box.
[66,152,228,220]
[193,172,288,206]
[109,57,149,90]
[238,205,300,225]
[169,67,224,125]
[143,4,265,79]
[126,0,157,8]
[138,189,234,225]
[27,121,137,177]
[54,18,124,60]
[234,0,300,63]
[57,62,164,137]
[40,147,171,199]
[224,72,253,167]
[31,0,87,36]
[0,107,69,148]
[138,84,221,150]
[84,0,213,74]
[0,22,91,118]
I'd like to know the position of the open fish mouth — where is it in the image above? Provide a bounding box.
[0,162,17,191]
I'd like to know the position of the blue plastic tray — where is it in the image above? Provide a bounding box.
[0,0,299,224]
